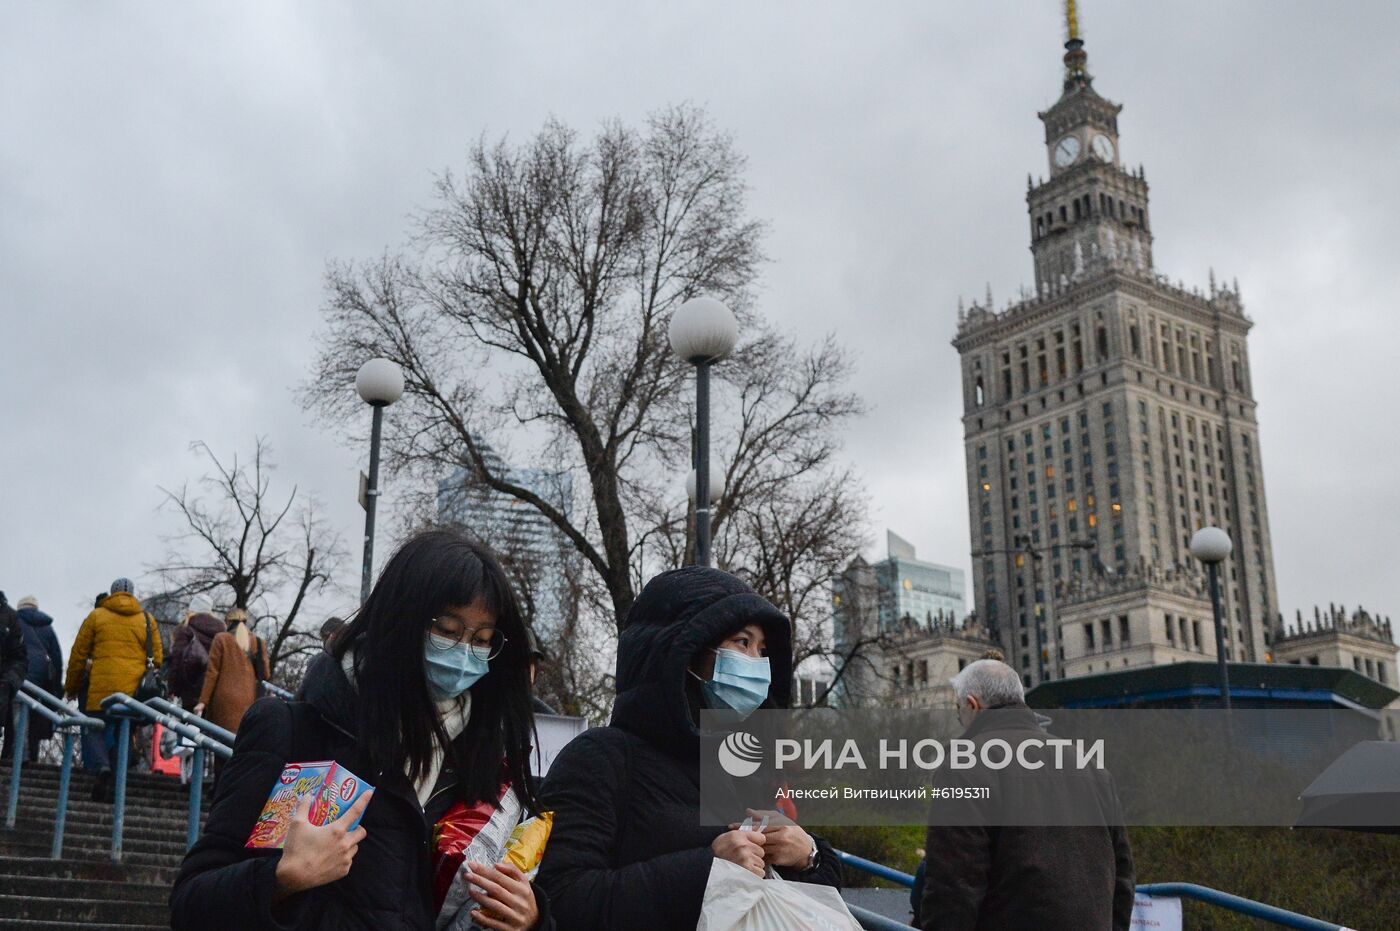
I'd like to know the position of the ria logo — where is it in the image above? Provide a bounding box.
[718,731,764,778]
[340,778,357,801]
[279,764,300,785]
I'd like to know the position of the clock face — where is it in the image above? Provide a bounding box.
[1054,135,1081,167]
[1092,134,1115,161]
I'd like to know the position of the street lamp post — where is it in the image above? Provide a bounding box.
[1190,526,1234,710]
[355,358,404,604]
[669,297,739,568]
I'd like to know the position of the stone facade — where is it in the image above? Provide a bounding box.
[952,28,1279,688]
[1272,605,1398,688]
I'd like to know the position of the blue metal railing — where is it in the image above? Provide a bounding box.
[835,850,918,889]
[845,902,915,931]
[834,850,1347,930]
[5,685,107,858]
[1136,883,1345,931]
[261,681,294,701]
[101,692,232,860]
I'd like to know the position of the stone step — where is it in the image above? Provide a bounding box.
[3,820,191,852]
[8,809,199,837]
[0,892,168,925]
[0,856,179,886]
[0,765,201,791]
[0,873,169,902]
[0,841,182,870]
[0,921,166,931]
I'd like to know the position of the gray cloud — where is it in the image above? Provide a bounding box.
[2,1,1396,648]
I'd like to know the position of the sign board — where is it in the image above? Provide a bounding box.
[1130,893,1182,931]
[532,714,588,778]
[358,471,369,511]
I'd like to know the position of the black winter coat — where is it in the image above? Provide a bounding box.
[167,612,226,708]
[536,567,842,931]
[170,652,555,931]
[0,597,27,720]
[920,703,1136,931]
[17,607,62,694]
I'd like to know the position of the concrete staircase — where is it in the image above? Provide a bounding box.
[0,762,207,929]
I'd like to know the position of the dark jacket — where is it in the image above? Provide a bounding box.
[17,606,63,695]
[170,652,555,931]
[920,702,1136,931]
[536,567,842,931]
[168,613,225,708]
[0,596,26,711]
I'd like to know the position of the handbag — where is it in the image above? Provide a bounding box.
[135,612,163,701]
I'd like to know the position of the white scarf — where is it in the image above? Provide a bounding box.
[339,651,473,806]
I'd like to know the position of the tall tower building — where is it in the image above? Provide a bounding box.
[952,7,1280,687]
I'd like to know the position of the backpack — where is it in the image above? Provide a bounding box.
[172,628,211,693]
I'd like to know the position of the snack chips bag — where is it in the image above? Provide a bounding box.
[504,811,553,874]
[246,760,373,849]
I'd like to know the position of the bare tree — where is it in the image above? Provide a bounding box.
[302,105,868,698]
[153,439,345,673]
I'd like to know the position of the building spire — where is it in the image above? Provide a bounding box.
[1063,0,1091,90]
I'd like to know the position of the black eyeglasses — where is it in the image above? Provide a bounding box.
[427,619,507,661]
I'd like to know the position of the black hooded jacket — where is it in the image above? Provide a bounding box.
[170,652,555,931]
[535,567,841,930]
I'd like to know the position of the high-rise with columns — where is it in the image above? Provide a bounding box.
[953,6,1279,687]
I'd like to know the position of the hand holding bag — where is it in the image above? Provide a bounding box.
[697,857,861,931]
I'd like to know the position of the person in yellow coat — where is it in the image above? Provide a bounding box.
[63,578,164,800]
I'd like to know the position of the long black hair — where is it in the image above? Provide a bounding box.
[333,529,538,811]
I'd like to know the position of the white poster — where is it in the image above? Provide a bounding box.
[532,713,588,778]
[1130,893,1182,930]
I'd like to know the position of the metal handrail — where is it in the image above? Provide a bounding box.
[835,850,916,888]
[5,685,106,859]
[101,692,232,859]
[846,902,916,930]
[834,850,1350,930]
[1136,883,1347,931]
[145,697,237,746]
[261,680,294,701]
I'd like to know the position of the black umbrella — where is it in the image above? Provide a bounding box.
[1295,741,1400,834]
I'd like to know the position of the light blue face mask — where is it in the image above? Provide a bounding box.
[699,648,771,719]
[425,634,490,700]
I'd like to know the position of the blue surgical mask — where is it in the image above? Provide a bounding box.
[425,634,490,700]
[700,648,771,719]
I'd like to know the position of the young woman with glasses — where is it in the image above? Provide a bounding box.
[171,529,553,931]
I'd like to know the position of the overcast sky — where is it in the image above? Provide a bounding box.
[3,2,1397,652]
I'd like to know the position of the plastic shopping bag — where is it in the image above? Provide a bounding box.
[697,857,861,931]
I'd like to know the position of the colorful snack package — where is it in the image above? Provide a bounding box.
[431,792,508,913]
[504,811,553,874]
[437,800,555,930]
[245,760,373,849]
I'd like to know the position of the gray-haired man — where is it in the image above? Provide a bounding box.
[920,660,1135,931]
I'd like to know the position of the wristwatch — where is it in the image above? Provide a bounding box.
[804,839,820,872]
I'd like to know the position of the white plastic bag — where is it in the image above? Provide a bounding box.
[697,857,861,931]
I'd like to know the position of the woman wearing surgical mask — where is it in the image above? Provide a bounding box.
[535,567,841,931]
[171,530,554,931]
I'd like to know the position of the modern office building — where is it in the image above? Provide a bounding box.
[832,531,987,707]
[953,13,1279,687]
[436,446,574,641]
